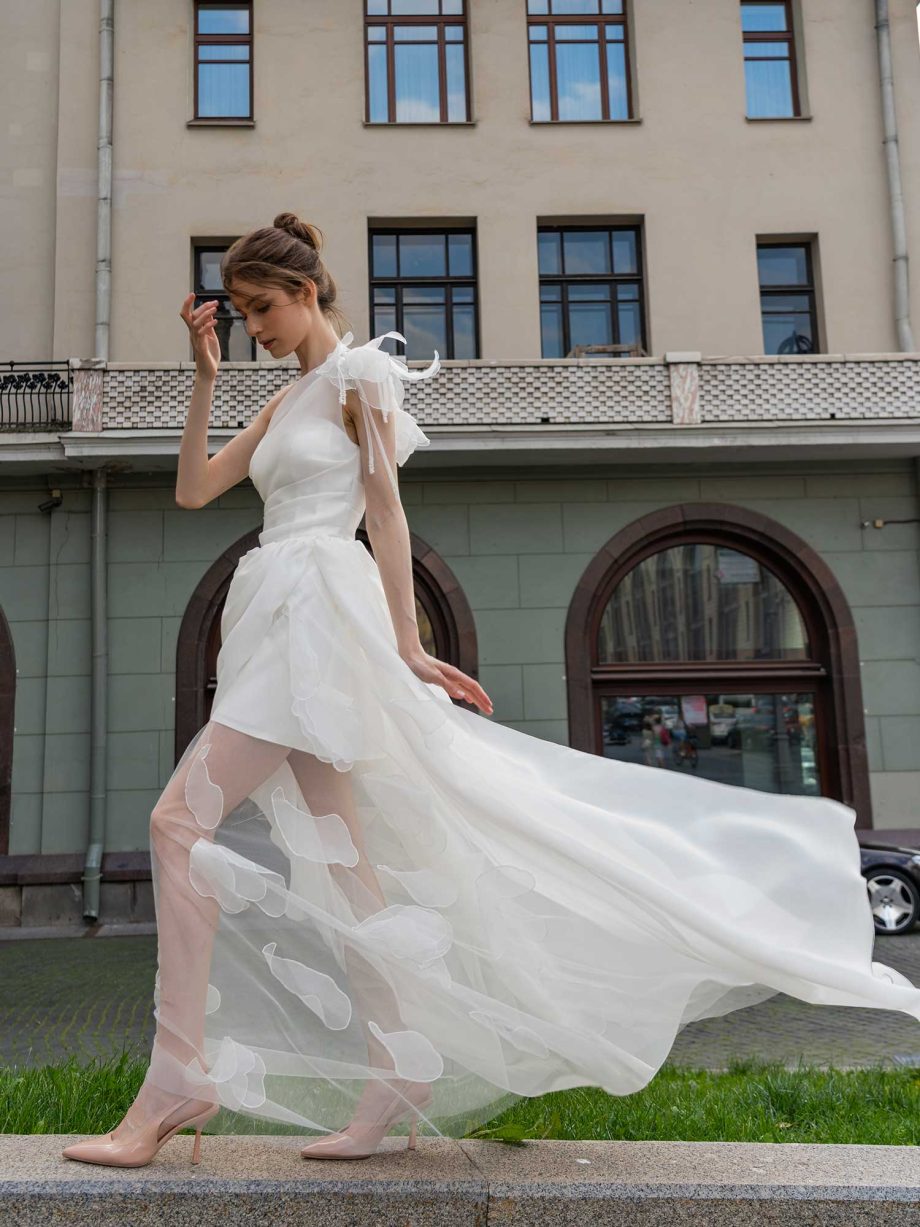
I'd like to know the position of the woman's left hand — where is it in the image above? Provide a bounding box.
[400,648,493,716]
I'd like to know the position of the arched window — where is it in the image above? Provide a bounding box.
[565,504,871,821]
[175,528,479,763]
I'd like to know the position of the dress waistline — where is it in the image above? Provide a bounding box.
[258,523,356,547]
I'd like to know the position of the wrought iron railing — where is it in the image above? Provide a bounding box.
[0,362,72,431]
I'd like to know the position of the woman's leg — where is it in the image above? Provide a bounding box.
[285,749,401,1076]
[113,719,292,1138]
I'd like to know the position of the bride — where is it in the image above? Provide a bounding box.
[62,213,920,1169]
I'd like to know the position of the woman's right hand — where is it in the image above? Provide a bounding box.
[180,293,221,381]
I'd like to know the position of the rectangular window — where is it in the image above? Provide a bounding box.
[740,1,799,118]
[194,3,253,120]
[528,0,631,122]
[368,227,479,359]
[757,241,817,354]
[192,244,255,361]
[537,224,646,357]
[365,1,470,124]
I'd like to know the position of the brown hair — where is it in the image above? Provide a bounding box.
[220,212,351,335]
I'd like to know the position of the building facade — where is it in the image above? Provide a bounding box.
[2,0,920,926]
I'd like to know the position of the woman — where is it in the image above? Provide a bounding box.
[62,214,920,1169]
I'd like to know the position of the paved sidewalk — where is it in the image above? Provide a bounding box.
[2,929,920,1072]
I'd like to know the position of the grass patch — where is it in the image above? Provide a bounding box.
[6,1052,920,1145]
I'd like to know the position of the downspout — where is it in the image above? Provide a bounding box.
[81,0,114,920]
[874,0,916,352]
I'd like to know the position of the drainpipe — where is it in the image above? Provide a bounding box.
[874,0,916,352]
[81,0,114,919]
[82,469,108,920]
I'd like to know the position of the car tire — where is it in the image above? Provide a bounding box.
[864,867,920,936]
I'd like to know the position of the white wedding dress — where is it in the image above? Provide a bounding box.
[144,330,920,1141]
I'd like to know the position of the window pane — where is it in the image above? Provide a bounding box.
[403,284,446,303]
[538,231,562,274]
[196,251,225,293]
[601,0,624,11]
[617,298,642,348]
[606,40,628,118]
[541,302,564,356]
[448,233,473,276]
[372,304,398,337]
[540,283,562,301]
[529,42,551,119]
[569,300,613,350]
[453,304,477,358]
[198,7,250,34]
[367,26,387,40]
[741,2,789,32]
[744,59,794,117]
[612,230,637,274]
[453,284,475,302]
[552,0,602,12]
[403,305,448,359]
[528,0,550,13]
[744,40,791,57]
[597,543,809,663]
[757,245,807,286]
[372,234,398,277]
[445,25,464,39]
[761,305,814,354]
[367,44,389,121]
[399,233,447,276]
[529,23,548,39]
[199,44,250,59]
[394,24,439,38]
[373,286,397,304]
[198,63,250,116]
[443,0,464,12]
[556,24,599,39]
[445,42,467,120]
[556,40,603,119]
[395,44,440,121]
[563,230,610,274]
[600,692,821,796]
[392,0,440,12]
[366,0,388,13]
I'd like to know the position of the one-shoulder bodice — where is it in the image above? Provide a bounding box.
[248,332,439,547]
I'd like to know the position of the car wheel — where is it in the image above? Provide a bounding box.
[864,867,920,935]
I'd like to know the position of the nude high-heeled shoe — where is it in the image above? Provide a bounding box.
[300,1078,433,1160]
[61,1096,220,1168]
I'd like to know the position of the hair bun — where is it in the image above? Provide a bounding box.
[273,212,323,251]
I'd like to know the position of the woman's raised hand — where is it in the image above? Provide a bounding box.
[400,648,494,716]
[180,293,222,382]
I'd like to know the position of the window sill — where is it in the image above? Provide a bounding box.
[362,119,477,126]
[529,117,641,125]
[745,114,812,122]
[187,118,255,127]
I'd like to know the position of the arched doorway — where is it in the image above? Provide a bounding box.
[565,503,871,823]
[0,606,14,855]
[175,529,479,762]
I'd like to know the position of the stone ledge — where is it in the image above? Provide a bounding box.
[3,1136,920,1225]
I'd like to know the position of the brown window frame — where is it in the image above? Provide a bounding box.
[564,505,872,823]
[538,223,647,358]
[757,239,818,355]
[526,0,633,124]
[364,1,471,125]
[740,0,800,118]
[368,225,480,360]
[193,1,254,122]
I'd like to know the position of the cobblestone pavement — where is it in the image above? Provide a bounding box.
[3,929,920,1072]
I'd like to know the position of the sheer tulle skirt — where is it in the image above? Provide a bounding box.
[139,533,920,1141]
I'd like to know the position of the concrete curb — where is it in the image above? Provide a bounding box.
[3,1136,920,1224]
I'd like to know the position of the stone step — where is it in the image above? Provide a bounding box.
[3,1135,920,1224]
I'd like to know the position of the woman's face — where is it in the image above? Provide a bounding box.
[226,278,311,358]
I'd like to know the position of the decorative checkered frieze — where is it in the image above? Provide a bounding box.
[80,354,920,433]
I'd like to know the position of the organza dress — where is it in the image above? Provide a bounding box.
[143,330,920,1143]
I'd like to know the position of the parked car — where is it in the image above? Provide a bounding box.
[858,839,920,935]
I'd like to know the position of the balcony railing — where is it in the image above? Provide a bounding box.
[0,362,72,431]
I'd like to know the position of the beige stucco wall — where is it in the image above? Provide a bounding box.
[5,0,920,367]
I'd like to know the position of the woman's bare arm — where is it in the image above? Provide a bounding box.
[175,376,288,509]
[348,387,493,715]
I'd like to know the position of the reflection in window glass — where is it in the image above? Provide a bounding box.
[366,4,468,123]
[758,243,816,355]
[600,692,820,796]
[597,543,809,663]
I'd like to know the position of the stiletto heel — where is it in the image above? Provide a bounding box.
[191,1127,204,1165]
[407,1119,417,1151]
